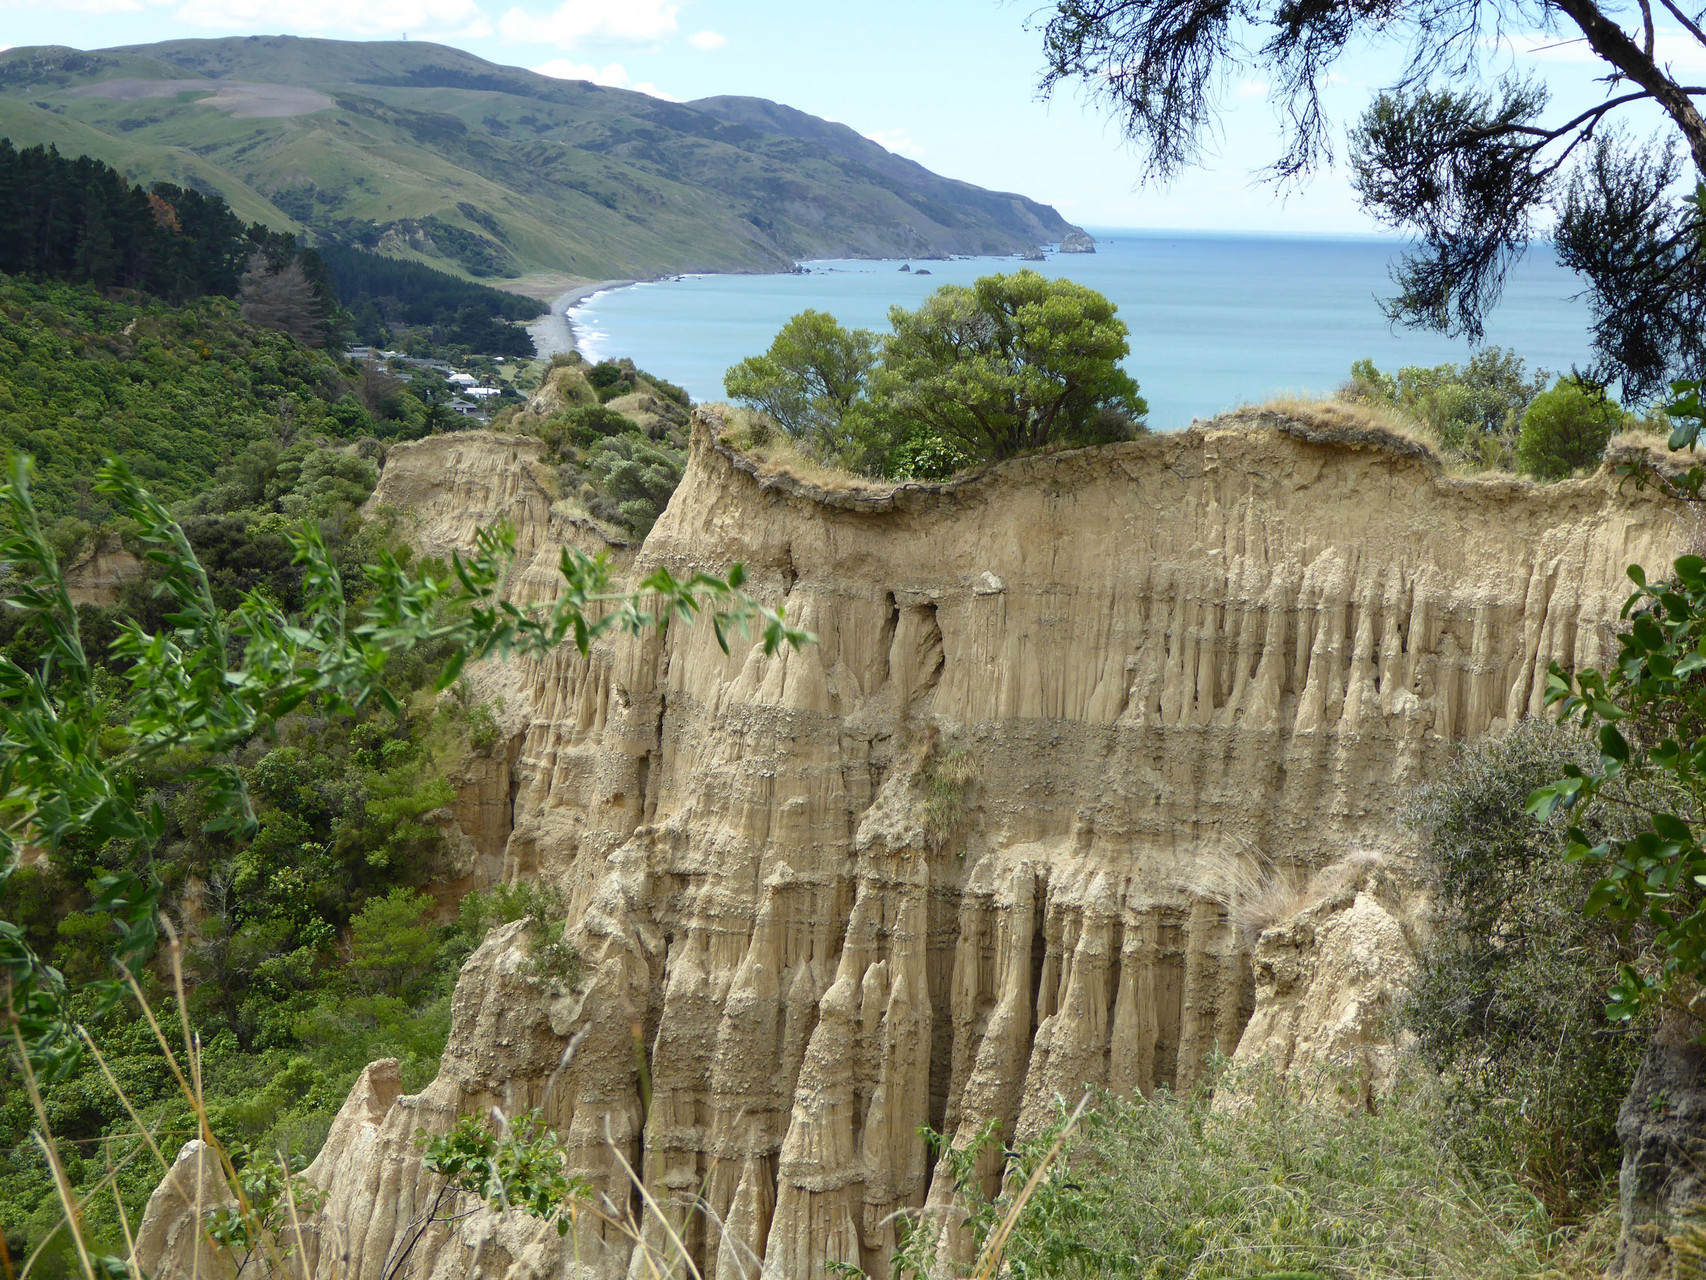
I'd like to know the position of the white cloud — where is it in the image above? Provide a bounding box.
[531,57,674,99]
[9,0,139,11]
[499,0,678,48]
[1506,26,1706,71]
[864,127,925,159]
[687,29,726,51]
[1235,77,1269,99]
[171,0,488,36]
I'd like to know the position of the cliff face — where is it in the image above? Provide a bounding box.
[143,414,1686,1280]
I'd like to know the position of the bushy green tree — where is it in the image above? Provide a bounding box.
[723,310,879,452]
[871,271,1146,462]
[723,274,1146,478]
[1517,377,1625,478]
[348,889,440,999]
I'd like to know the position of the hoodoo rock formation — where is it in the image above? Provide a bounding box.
[141,410,1687,1280]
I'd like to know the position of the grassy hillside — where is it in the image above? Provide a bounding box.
[0,100,299,229]
[0,38,1085,286]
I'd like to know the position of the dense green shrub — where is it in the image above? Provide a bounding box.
[1398,719,1647,1218]
[588,359,634,402]
[1517,377,1626,478]
[538,404,636,457]
[534,359,693,538]
[886,430,970,481]
[581,435,687,537]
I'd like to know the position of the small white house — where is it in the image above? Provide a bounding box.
[463,386,502,399]
[447,372,479,387]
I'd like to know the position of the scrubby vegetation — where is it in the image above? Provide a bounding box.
[1400,720,1648,1219]
[906,1062,1614,1280]
[723,270,1147,480]
[1339,347,1647,478]
[912,729,979,850]
[0,450,500,1275]
[520,354,692,539]
[0,270,716,1273]
[0,443,797,1278]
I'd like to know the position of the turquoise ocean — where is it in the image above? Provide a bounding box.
[569,230,1598,431]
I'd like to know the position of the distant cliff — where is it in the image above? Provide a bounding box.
[140,410,1684,1280]
[0,38,1085,283]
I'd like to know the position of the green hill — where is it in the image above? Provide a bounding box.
[0,38,1084,287]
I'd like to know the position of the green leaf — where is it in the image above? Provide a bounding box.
[1599,724,1631,763]
[1654,813,1694,842]
[435,648,470,691]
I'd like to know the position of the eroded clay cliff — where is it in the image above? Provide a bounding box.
[142,411,1688,1280]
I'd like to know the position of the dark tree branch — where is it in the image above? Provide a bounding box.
[1039,0,1706,394]
[1553,0,1706,174]
[1658,0,1706,53]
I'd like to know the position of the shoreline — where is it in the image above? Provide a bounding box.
[526,278,637,359]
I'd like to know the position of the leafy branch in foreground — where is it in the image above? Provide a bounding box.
[0,450,810,1083]
[1529,381,1706,1021]
[1529,548,1706,1020]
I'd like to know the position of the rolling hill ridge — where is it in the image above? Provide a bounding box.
[0,37,1085,289]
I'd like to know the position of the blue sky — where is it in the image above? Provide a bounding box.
[1,0,1694,234]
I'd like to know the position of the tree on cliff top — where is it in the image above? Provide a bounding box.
[1039,0,1706,399]
[870,270,1147,462]
[722,309,879,451]
[725,271,1147,475]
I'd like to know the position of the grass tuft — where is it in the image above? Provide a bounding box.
[912,729,979,850]
[711,405,900,495]
[1189,849,1390,938]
